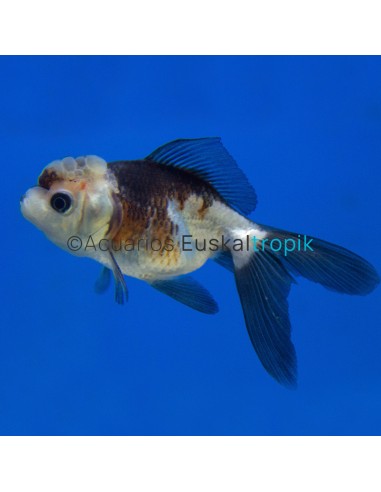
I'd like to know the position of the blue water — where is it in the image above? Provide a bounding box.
[1,56,380,435]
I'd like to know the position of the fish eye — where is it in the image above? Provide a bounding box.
[50,192,72,213]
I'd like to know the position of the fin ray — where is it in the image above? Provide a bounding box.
[108,250,128,305]
[145,138,257,216]
[233,249,298,389]
[147,275,219,314]
[213,250,235,273]
[94,266,111,294]
[260,225,380,296]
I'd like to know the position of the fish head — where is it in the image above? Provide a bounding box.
[20,155,122,256]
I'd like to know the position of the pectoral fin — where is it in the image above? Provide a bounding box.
[94,266,111,294]
[108,250,128,305]
[147,275,219,314]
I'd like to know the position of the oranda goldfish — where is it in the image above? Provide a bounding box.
[20,138,379,389]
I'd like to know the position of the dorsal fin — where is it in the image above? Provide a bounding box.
[145,138,257,216]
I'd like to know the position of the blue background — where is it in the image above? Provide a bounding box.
[1,56,380,435]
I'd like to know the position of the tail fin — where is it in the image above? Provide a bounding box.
[231,224,379,389]
[259,225,380,296]
[233,247,298,389]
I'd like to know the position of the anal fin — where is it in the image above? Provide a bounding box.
[213,250,235,273]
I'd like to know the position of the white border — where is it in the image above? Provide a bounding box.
[0,1,380,54]
[0,436,379,490]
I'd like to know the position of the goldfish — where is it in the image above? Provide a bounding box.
[20,138,379,389]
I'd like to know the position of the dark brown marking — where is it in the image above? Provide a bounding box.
[108,159,220,217]
[38,169,60,190]
[109,159,222,262]
[197,191,214,219]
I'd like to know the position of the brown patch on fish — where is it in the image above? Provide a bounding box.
[112,199,150,244]
[108,159,222,266]
[108,159,221,217]
[111,195,181,266]
[197,191,214,219]
[38,169,61,190]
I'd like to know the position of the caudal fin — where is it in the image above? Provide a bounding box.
[233,246,298,389]
[259,225,380,296]
[231,224,379,389]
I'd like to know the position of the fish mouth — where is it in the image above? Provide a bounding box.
[20,194,26,202]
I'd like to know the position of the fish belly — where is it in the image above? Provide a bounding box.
[111,196,263,281]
